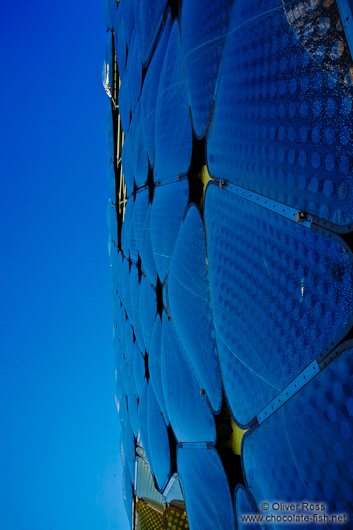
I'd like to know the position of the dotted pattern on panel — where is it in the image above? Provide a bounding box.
[204,183,353,426]
[150,179,189,282]
[242,345,353,528]
[234,484,263,530]
[154,21,193,183]
[207,0,353,228]
[137,500,163,530]
[177,446,235,530]
[147,383,171,491]
[168,205,222,413]
[180,0,234,138]
[138,0,168,66]
[165,507,189,530]
[141,14,172,167]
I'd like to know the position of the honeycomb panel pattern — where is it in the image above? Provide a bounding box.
[205,183,353,425]
[207,0,353,228]
[243,345,353,528]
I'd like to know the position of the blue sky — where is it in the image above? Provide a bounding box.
[0,1,129,528]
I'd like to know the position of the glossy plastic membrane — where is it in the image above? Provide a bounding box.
[205,184,353,426]
[123,461,133,528]
[130,189,149,262]
[149,316,169,425]
[161,315,216,443]
[139,205,158,286]
[147,383,171,491]
[135,456,164,510]
[140,13,171,168]
[137,0,168,66]
[168,205,222,413]
[154,20,193,183]
[125,30,142,118]
[207,0,353,229]
[103,0,117,29]
[243,344,353,528]
[180,0,234,138]
[150,179,189,282]
[114,1,127,75]
[177,446,235,530]
[139,276,157,352]
[103,33,114,98]
[234,485,262,530]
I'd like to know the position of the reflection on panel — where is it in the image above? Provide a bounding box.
[180,0,234,138]
[154,20,193,183]
[150,179,189,282]
[149,316,169,425]
[207,0,353,229]
[138,0,168,66]
[161,316,216,443]
[205,183,353,425]
[178,446,235,530]
[141,14,171,167]
[168,205,222,413]
[139,276,157,353]
[139,206,158,287]
[243,344,353,527]
[147,383,171,491]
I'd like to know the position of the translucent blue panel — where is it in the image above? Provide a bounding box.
[134,108,149,189]
[205,184,353,425]
[107,199,117,245]
[126,30,142,118]
[207,0,353,228]
[120,258,133,321]
[154,21,193,183]
[133,342,147,398]
[123,0,135,48]
[107,160,116,201]
[180,0,233,138]
[123,462,133,529]
[147,383,171,491]
[149,317,169,425]
[150,179,189,282]
[115,2,127,75]
[118,70,131,136]
[121,196,134,258]
[161,316,216,443]
[243,345,353,523]
[128,264,139,325]
[168,205,222,413]
[178,446,235,530]
[235,485,263,529]
[124,417,136,484]
[138,382,154,473]
[138,0,168,66]
[139,276,157,353]
[130,189,149,263]
[103,0,117,30]
[124,321,134,366]
[140,13,171,167]
[139,205,158,286]
[126,376,139,437]
[120,425,126,468]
